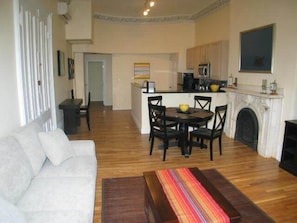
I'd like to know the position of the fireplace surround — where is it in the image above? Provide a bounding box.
[224,86,283,159]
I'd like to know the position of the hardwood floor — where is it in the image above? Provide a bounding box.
[68,102,297,223]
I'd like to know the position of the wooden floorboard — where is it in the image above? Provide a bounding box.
[68,102,297,223]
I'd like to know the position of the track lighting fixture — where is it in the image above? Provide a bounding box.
[143,0,156,16]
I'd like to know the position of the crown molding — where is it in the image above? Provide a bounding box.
[93,0,230,23]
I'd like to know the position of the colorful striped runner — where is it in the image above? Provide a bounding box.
[156,168,230,223]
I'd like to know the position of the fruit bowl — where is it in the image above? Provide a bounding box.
[179,104,189,112]
[210,84,220,92]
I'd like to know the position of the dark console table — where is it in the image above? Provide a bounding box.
[59,99,82,134]
[279,120,297,176]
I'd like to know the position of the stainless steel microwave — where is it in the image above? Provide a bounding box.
[198,63,211,78]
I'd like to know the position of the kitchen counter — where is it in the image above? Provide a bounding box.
[144,89,226,94]
[131,83,227,134]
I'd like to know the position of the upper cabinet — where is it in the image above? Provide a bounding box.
[209,40,229,81]
[186,40,229,80]
[186,47,195,69]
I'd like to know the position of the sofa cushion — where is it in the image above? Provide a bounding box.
[0,196,27,223]
[13,121,46,175]
[25,210,89,223]
[38,129,74,166]
[17,177,96,222]
[0,136,34,204]
[37,156,97,179]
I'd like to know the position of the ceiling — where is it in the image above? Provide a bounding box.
[91,0,223,20]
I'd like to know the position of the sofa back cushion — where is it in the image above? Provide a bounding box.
[13,121,46,175]
[0,136,34,204]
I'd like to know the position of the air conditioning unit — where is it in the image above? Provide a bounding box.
[57,2,71,21]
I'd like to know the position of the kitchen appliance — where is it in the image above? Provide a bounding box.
[198,63,211,78]
[145,81,155,93]
[177,72,194,91]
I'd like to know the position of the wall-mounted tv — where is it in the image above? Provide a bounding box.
[240,24,274,73]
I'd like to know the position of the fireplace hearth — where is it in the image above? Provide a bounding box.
[224,87,283,160]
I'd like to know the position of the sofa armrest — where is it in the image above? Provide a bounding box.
[69,140,96,157]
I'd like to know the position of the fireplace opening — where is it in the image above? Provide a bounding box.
[235,108,258,151]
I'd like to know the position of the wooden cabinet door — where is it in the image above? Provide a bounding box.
[186,47,195,69]
[209,40,229,80]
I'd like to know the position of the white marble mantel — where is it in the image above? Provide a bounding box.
[223,86,284,160]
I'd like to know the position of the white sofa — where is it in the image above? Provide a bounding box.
[0,121,97,223]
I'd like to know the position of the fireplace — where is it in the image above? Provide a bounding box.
[224,87,283,160]
[235,108,258,151]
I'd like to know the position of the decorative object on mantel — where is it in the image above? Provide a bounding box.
[270,80,278,95]
[261,79,267,94]
[227,74,233,87]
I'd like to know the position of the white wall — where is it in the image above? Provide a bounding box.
[0,0,74,137]
[194,5,230,45]
[228,0,297,151]
[229,0,297,119]
[72,21,195,110]
[192,0,297,160]
[0,0,20,136]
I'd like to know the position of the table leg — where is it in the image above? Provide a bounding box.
[179,123,189,158]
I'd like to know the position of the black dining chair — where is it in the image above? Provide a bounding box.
[148,96,178,141]
[78,92,91,131]
[189,104,228,161]
[149,104,184,161]
[189,95,212,129]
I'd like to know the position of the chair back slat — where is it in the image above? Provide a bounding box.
[194,95,212,111]
[211,105,228,136]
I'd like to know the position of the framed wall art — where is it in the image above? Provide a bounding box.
[57,50,65,76]
[239,24,274,73]
[134,63,150,79]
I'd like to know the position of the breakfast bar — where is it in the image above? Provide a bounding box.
[131,83,226,134]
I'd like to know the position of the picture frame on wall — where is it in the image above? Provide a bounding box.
[134,63,150,79]
[239,24,274,73]
[57,50,65,76]
[68,58,74,80]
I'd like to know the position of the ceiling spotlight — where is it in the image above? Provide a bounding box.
[143,0,156,16]
[149,1,155,7]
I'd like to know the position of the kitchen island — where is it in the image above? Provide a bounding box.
[131,83,227,134]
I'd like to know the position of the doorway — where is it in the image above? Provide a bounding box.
[88,61,104,102]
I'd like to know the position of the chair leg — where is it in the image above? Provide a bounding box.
[149,137,154,155]
[189,135,193,155]
[163,140,168,161]
[86,113,90,131]
[210,140,213,161]
[200,139,204,149]
[149,131,152,141]
[219,136,222,155]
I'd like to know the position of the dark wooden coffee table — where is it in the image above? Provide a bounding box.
[143,167,241,223]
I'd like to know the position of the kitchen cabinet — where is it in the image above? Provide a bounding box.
[279,120,297,176]
[209,40,229,81]
[186,47,195,69]
[198,44,210,63]
[186,41,229,80]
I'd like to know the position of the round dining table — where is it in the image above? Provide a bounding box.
[165,107,214,157]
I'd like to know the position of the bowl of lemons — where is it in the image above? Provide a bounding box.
[179,104,189,112]
[210,84,220,92]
